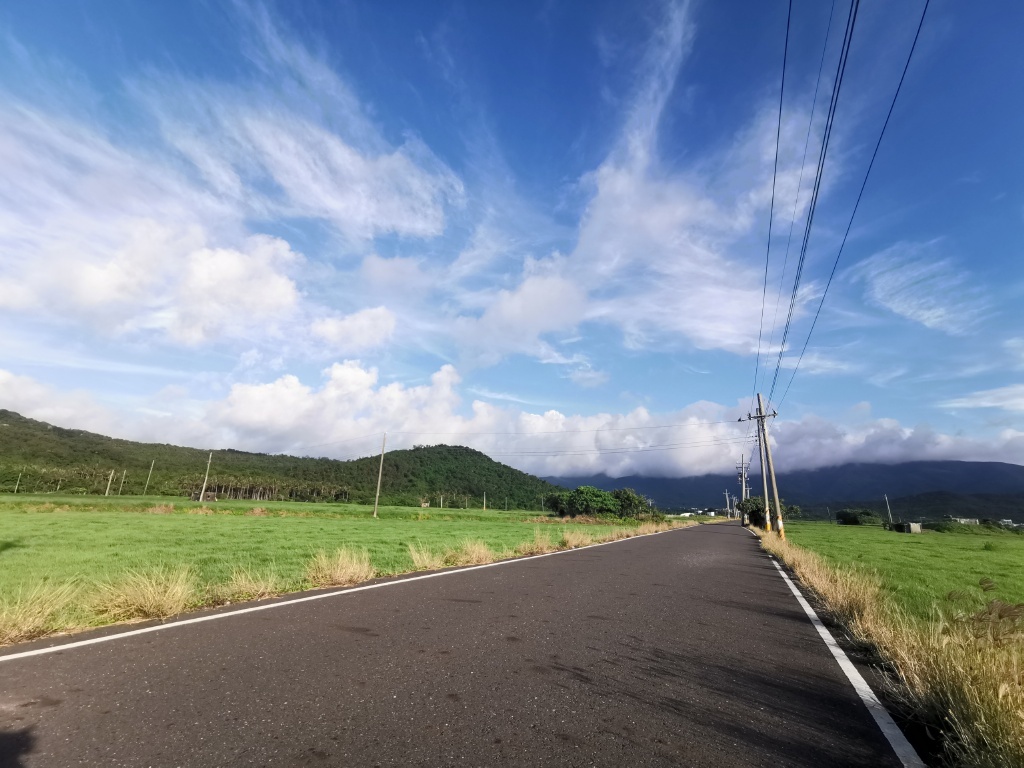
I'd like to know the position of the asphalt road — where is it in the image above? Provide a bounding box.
[0,523,907,767]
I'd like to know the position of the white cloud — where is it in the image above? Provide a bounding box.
[848,242,987,334]
[941,385,1024,413]
[311,307,397,353]
[7,365,1022,478]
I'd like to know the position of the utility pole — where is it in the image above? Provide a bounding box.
[736,454,750,500]
[758,394,785,540]
[724,489,731,517]
[884,494,894,525]
[143,459,155,496]
[198,452,212,503]
[483,491,486,511]
[13,471,21,494]
[117,469,127,495]
[104,469,115,497]
[373,433,386,519]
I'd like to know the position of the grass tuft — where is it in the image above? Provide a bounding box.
[515,528,555,556]
[187,506,216,515]
[92,566,195,621]
[146,504,175,514]
[245,507,270,517]
[0,582,81,645]
[446,539,494,566]
[306,548,375,588]
[408,543,446,570]
[560,529,593,548]
[214,565,282,602]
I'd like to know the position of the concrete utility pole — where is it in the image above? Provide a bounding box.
[117,470,127,496]
[884,494,894,525]
[104,470,115,497]
[143,460,155,496]
[724,490,731,517]
[736,454,750,501]
[758,394,785,540]
[13,471,22,494]
[483,492,486,511]
[373,433,387,519]
[198,452,212,503]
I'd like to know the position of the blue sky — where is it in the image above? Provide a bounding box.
[1,0,1022,477]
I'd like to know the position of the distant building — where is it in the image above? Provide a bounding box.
[951,517,979,525]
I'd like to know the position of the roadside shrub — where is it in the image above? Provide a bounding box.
[566,486,620,517]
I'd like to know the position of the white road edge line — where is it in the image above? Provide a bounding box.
[767,555,926,768]
[0,526,689,663]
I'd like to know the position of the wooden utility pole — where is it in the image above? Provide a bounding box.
[104,469,115,497]
[373,433,386,519]
[117,469,127,495]
[13,472,22,494]
[143,460,155,496]
[199,452,212,502]
[758,394,785,540]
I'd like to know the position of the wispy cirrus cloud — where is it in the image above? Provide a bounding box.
[942,384,1024,413]
[847,241,988,334]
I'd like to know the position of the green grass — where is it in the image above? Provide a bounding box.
[785,521,1024,620]
[0,495,622,611]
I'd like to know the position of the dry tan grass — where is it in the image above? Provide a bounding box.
[146,504,175,514]
[515,528,556,556]
[245,507,270,516]
[92,567,195,621]
[760,532,1024,768]
[408,543,446,570]
[445,539,495,566]
[306,548,375,588]
[187,506,216,516]
[213,566,282,603]
[0,582,81,646]
[560,529,593,548]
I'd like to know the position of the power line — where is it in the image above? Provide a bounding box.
[759,0,837,397]
[750,0,794,413]
[766,0,862,405]
[777,0,931,410]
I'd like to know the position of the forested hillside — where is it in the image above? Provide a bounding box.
[0,410,558,507]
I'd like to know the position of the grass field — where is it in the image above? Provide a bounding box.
[767,522,1024,768]
[0,494,678,645]
[784,521,1024,618]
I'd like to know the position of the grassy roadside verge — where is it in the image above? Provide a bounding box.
[0,495,691,647]
[757,525,1024,768]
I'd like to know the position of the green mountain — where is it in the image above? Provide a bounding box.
[0,410,559,508]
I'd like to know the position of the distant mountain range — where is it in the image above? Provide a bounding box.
[547,461,1024,520]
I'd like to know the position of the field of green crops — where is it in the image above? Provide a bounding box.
[784,521,1024,619]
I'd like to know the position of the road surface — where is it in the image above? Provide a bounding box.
[0,523,908,766]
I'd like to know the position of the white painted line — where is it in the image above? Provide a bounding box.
[0,526,691,663]
[768,556,926,768]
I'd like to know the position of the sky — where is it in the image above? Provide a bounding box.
[1,0,1022,478]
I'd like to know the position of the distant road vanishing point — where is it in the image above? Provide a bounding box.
[0,524,914,767]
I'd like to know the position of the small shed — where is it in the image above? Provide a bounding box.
[891,522,921,534]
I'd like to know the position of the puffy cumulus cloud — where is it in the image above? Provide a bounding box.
[5,365,1024,476]
[311,307,397,353]
[848,242,988,334]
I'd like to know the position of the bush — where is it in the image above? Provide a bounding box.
[566,486,620,517]
[836,508,883,526]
